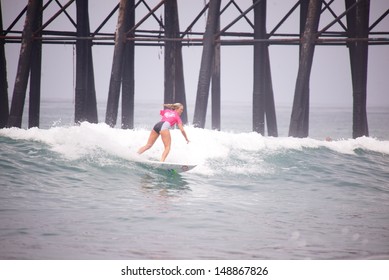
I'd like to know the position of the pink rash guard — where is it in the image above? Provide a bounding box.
[160,109,182,126]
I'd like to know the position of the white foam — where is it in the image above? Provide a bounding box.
[1,123,388,175]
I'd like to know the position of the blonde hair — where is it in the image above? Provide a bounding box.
[163,103,183,110]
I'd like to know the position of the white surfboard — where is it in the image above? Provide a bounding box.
[145,160,197,173]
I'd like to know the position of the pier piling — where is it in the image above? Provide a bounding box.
[28,0,42,128]
[346,0,370,138]
[7,0,41,128]
[253,0,277,136]
[75,0,98,124]
[105,0,130,127]
[164,0,188,124]
[0,2,8,128]
[289,0,322,138]
[193,0,222,128]
[121,0,135,129]
[211,17,221,131]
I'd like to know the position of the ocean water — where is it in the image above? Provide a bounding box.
[1,100,389,259]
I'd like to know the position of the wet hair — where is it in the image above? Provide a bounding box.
[163,103,183,110]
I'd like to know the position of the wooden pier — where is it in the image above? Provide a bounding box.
[1,0,388,138]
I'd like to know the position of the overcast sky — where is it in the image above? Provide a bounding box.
[2,0,389,109]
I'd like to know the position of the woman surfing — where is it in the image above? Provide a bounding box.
[137,103,190,162]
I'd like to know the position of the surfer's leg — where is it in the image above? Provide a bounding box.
[160,130,171,162]
[137,130,159,154]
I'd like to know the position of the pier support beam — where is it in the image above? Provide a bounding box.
[75,0,98,124]
[298,0,309,135]
[28,0,42,128]
[252,0,266,135]
[193,0,221,128]
[7,0,41,128]
[346,0,369,138]
[289,0,322,137]
[252,0,278,136]
[164,0,187,124]
[106,0,130,127]
[0,2,9,128]
[264,49,278,136]
[211,19,221,131]
[121,0,135,129]
[105,0,133,127]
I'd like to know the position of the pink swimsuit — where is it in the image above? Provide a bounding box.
[160,109,182,126]
[153,109,182,134]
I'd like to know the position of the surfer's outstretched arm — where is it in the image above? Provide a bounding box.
[178,123,189,143]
